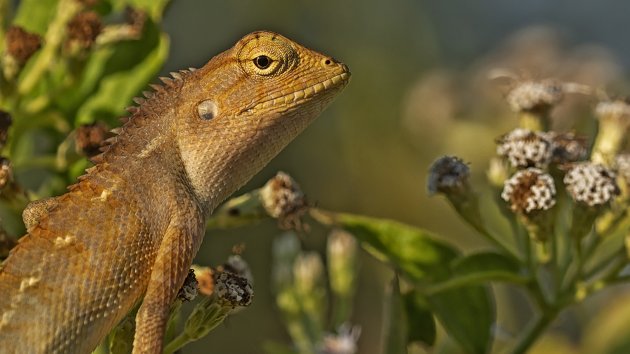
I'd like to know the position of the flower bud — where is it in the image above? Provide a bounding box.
[591,100,630,166]
[327,230,358,298]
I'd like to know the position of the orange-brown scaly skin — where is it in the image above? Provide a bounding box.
[0,31,350,353]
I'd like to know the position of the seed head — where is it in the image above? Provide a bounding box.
[427,156,470,195]
[505,80,563,113]
[502,168,556,214]
[260,172,308,229]
[177,269,199,302]
[5,26,42,65]
[564,163,619,206]
[67,11,103,49]
[496,128,554,168]
[75,122,110,157]
[214,270,253,308]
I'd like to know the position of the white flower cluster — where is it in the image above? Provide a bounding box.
[564,163,619,207]
[497,128,554,168]
[506,80,563,112]
[501,168,557,214]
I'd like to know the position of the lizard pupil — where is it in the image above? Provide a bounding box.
[254,55,272,69]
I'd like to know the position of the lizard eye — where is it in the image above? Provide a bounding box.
[253,55,272,69]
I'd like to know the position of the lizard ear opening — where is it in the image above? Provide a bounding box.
[197,100,218,120]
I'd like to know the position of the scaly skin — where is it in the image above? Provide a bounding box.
[0,31,350,353]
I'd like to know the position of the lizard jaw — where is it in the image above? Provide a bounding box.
[240,71,350,115]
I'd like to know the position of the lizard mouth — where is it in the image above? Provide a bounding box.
[240,71,350,114]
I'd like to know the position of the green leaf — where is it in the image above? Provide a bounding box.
[318,211,458,282]
[383,275,408,354]
[424,252,526,294]
[13,0,59,34]
[75,21,169,125]
[428,286,494,354]
[402,291,436,347]
[109,0,171,21]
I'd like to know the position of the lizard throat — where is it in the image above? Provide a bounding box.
[240,72,350,114]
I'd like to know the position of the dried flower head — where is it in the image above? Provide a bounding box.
[125,7,147,33]
[549,132,587,164]
[497,128,555,168]
[502,168,556,214]
[214,270,253,308]
[505,80,563,113]
[177,269,199,302]
[564,163,619,206]
[427,156,470,195]
[5,26,42,65]
[67,11,103,49]
[260,172,308,229]
[75,121,110,157]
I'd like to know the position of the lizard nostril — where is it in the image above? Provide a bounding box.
[322,58,334,67]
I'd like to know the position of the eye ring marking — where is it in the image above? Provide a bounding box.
[197,100,218,120]
[253,55,272,69]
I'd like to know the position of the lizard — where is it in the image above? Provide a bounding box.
[0,30,350,353]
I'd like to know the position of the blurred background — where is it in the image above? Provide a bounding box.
[154,1,630,353]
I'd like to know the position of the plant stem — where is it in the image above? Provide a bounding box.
[508,309,557,354]
[163,333,192,354]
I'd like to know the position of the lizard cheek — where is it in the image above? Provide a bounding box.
[197,100,219,121]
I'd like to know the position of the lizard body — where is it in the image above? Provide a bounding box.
[0,31,350,353]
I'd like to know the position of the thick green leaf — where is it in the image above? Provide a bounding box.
[13,0,59,34]
[324,212,458,282]
[429,286,494,354]
[402,291,436,347]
